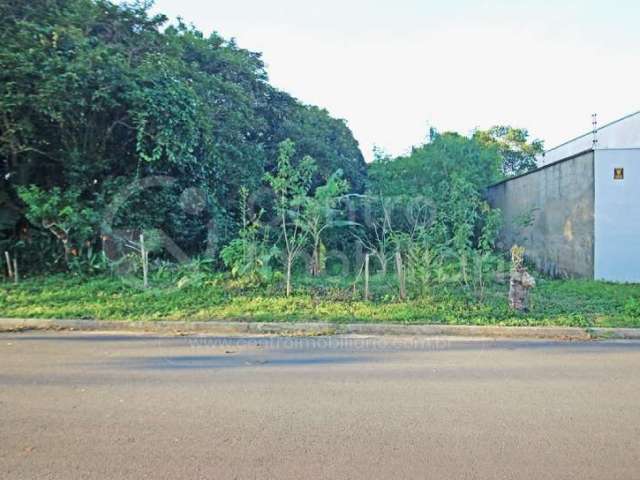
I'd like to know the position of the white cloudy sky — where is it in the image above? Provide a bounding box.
[149,0,640,161]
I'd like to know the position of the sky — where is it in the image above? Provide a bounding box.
[149,0,640,161]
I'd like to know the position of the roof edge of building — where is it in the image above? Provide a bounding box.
[543,110,640,155]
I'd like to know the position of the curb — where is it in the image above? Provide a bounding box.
[1,318,640,340]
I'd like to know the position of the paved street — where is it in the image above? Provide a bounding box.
[1,332,640,479]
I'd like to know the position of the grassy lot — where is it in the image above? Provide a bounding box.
[1,272,640,328]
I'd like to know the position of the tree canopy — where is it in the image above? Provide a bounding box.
[0,0,366,269]
[473,126,544,177]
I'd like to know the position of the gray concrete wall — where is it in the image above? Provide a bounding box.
[487,151,595,278]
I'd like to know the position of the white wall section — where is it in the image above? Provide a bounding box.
[594,149,640,282]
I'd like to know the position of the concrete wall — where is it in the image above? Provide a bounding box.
[487,151,595,278]
[539,111,640,167]
[594,149,640,282]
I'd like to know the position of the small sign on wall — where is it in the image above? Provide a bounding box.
[614,168,624,180]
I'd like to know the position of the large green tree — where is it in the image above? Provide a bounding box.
[0,0,366,272]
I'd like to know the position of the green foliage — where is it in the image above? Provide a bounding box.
[352,194,396,275]
[479,204,503,253]
[220,239,251,275]
[220,239,280,283]
[264,140,317,295]
[265,140,317,205]
[623,297,640,317]
[2,274,639,328]
[404,230,443,295]
[368,131,502,198]
[132,56,202,165]
[365,133,505,292]
[367,133,502,254]
[17,185,99,269]
[297,169,354,276]
[17,186,95,238]
[0,0,366,273]
[173,257,216,290]
[220,188,280,283]
[278,105,367,192]
[473,126,544,177]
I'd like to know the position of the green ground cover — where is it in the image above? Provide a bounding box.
[2,273,639,328]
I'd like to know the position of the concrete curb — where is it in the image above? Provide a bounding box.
[1,318,639,340]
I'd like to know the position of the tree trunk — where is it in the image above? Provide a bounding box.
[364,254,370,301]
[460,253,468,285]
[140,234,148,289]
[311,238,320,277]
[43,221,72,268]
[62,240,71,267]
[376,252,387,276]
[5,251,13,278]
[395,251,406,301]
[286,257,292,297]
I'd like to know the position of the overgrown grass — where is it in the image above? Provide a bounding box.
[1,273,639,328]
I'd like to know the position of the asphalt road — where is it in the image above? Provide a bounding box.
[1,332,640,480]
